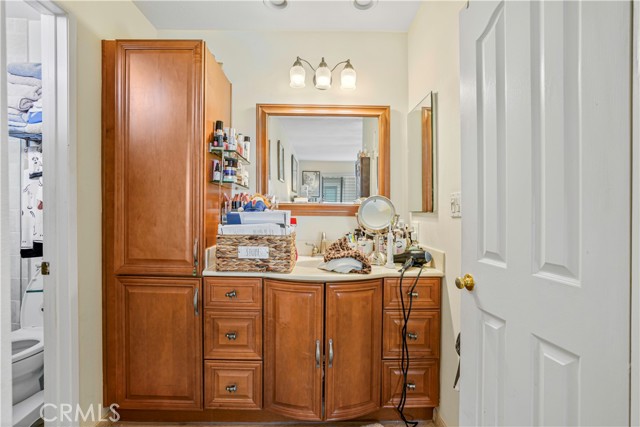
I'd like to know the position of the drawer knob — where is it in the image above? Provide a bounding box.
[225,331,237,340]
[225,289,237,299]
[407,332,418,340]
[225,384,237,393]
[408,291,419,298]
[406,382,417,391]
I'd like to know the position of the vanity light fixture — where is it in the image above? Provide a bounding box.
[289,57,357,90]
[353,0,378,10]
[263,0,288,10]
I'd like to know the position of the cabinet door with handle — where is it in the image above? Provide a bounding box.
[113,277,202,410]
[325,280,382,421]
[105,40,203,276]
[264,280,323,420]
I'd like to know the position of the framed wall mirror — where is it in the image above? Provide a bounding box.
[256,104,390,216]
[407,92,437,212]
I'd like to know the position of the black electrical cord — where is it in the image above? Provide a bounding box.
[396,257,425,427]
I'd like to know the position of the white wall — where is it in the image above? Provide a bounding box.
[158,29,408,249]
[408,2,465,425]
[54,1,157,422]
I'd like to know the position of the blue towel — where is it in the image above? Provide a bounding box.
[8,120,26,128]
[8,63,42,80]
[27,111,42,124]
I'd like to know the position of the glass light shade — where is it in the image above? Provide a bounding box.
[289,63,306,88]
[314,58,332,90]
[340,64,357,90]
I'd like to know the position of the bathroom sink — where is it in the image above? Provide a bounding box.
[294,257,324,269]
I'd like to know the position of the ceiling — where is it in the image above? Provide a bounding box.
[133,0,422,32]
[6,1,41,20]
[272,116,364,162]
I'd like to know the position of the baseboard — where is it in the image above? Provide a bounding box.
[434,407,448,427]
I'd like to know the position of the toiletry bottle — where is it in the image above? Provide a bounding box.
[213,160,221,182]
[320,232,328,255]
[214,121,224,148]
[244,136,251,159]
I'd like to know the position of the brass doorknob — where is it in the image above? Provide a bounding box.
[455,273,475,291]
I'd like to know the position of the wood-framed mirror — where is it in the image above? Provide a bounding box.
[256,104,390,216]
[408,92,437,213]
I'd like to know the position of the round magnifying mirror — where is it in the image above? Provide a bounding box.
[357,195,396,233]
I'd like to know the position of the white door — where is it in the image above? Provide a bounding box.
[459,1,631,425]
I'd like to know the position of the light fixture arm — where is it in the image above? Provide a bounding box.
[295,56,317,71]
[330,60,352,72]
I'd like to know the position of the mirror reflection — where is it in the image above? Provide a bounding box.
[407,92,436,212]
[268,116,379,203]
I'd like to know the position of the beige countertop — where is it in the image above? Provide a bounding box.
[203,247,445,281]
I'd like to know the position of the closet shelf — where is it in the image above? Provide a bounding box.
[9,131,42,142]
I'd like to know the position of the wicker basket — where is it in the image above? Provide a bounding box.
[215,233,296,273]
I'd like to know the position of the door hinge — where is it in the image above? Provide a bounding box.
[41,262,50,275]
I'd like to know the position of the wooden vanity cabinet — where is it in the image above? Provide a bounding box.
[264,279,382,421]
[203,278,263,410]
[111,277,202,410]
[382,277,441,408]
[102,39,232,411]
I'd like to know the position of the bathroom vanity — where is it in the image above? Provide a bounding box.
[101,38,443,423]
[109,258,443,422]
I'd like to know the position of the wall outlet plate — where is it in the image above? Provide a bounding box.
[450,192,461,218]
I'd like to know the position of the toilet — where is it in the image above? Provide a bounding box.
[11,272,44,427]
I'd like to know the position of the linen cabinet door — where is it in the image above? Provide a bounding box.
[113,277,202,410]
[264,280,323,421]
[325,280,382,421]
[106,40,203,276]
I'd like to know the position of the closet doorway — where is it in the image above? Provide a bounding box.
[1,1,77,426]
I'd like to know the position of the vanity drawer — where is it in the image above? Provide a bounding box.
[204,310,262,359]
[382,360,439,408]
[204,278,262,309]
[382,310,440,359]
[204,361,262,409]
[383,278,440,310]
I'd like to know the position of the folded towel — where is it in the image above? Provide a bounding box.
[9,125,27,133]
[27,111,42,124]
[8,95,34,111]
[7,74,41,88]
[319,258,364,274]
[24,122,42,135]
[323,237,372,274]
[8,82,42,102]
[8,107,25,115]
[8,120,26,128]
[8,63,42,79]
[8,113,27,123]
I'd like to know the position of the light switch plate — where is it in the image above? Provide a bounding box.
[450,192,461,218]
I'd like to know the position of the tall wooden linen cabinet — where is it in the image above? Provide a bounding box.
[102,40,231,410]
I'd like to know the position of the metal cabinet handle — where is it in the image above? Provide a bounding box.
[408,291,419,298]
[192,238,199,276]
[225,384,237,393]
[225,289,237,299]
[407,332,418,340]
[225,331,237,341]
[315,339,320,368]
[328,339,334,368]
[193,287,199,316]
[406,382,416,391]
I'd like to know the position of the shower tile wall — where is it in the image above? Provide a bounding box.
[8,16,41,330]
